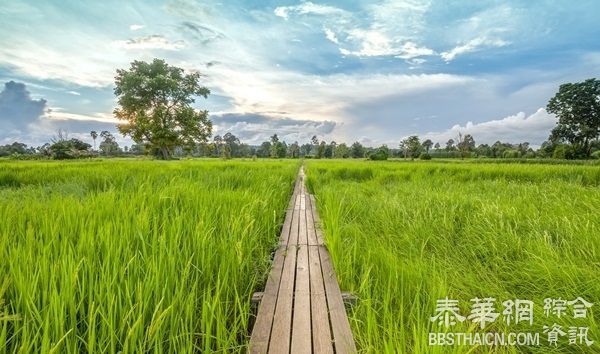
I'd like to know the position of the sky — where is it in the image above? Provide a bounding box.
[1,0,600,148]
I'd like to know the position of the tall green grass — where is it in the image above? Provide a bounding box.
[0,159,299,353]
[306,160,600,353]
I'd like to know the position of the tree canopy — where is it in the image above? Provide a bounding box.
[547,78,600,157]
[114,59,212,159]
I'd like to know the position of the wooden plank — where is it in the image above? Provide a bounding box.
[286,177,301,210]
[268,205,300,353]
[298,202,308,246]
[279,197,295,245]
[291,245,311,354]
[319,247,357,354]
[249,245,287,354]
[305,193,319,246]
[250,170,302,353]
[251,166,356,354]
[309,246,333,354]
[309,195,326,245]
[287,197,301,247]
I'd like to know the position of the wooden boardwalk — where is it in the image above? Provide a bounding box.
[249,168,356,354]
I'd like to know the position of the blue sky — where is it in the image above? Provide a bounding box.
[1,0,600,147]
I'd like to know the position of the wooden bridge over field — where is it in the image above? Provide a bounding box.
[249,168,357,354]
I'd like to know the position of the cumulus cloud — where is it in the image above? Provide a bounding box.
[0,82,122,146]
[0,81,47,131]
[112,35,185,50]
[421,108,556,146]
[129,24,145,31]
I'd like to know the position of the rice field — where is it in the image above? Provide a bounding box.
[0,159,299,353]
[305,160,600,353]
[2,158,599,353]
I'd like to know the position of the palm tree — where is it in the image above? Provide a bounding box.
[90,131,98,150]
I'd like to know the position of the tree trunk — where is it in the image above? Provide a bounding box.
[162,147,170,160]
[155,146,170,160]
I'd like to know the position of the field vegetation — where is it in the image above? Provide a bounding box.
[305,160,600,353]
[0,159,299,353]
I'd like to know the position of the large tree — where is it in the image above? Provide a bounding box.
[547,78,600,157]
[456,133,475,159]
[114,59,212,159]
[400,135,421,159]
[99,131,121,156]
[421,139,433,153]
[350,141,364,158]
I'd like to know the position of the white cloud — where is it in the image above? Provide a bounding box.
[0,43,118,87]
[368,0,430,35]
[274,2,348,20]
[421,108,556,145]
[323,28,339,44]
[112,35,185,50]
[342,29,395,56]
[441,36,510,62]
[129,24,145,31]
[66,91,81,96]
[276,1,434,60]
[205,63,473,123]
[396,41,435,59]
[48,109,119,124]
[211,112,336,144]
[340,29,434,58]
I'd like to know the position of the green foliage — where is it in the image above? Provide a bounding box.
[0,142,34,157]
[456,133,475,158]
[368,145,389,160]
[0,159,299,352]
[350,141,365,158]
[503,149,520,158]
[418,152,431,160]
[114,59,212,160]
[552,144,576,160]
[400,135,421,159]
[421,139,433,153]
[49,139,92,159]
[98,131,121,156]
[316,141,326,159]
[306,160,600,353]
[269,134,286,158]
[547,78,600,157]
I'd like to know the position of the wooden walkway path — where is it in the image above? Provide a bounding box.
[249,167,356,354]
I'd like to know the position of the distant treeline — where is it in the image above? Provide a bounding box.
[2,130,599,161]
[5,75,597,161]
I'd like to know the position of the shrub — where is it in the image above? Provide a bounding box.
[368,151,387,160]
[368,146,389,161]
[503,149,520,158]
[49,139,92,160]
[419,152,431,160]
[552,144,575,160]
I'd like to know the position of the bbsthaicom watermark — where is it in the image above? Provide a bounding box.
[429,297,594,347]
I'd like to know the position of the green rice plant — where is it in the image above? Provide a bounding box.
[0,159,299,353]
[305,160,600,353]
